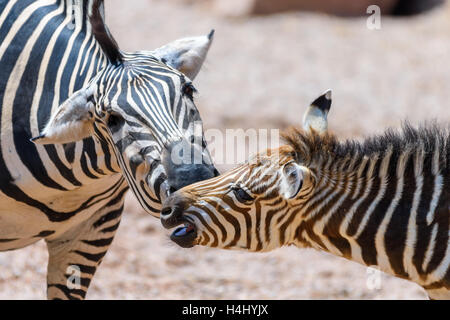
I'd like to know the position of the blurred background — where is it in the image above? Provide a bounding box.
[1,0,449,299]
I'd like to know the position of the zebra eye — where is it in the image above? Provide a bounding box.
[107,113,124,129]
[232,186,254,203]
[182,83,197,100]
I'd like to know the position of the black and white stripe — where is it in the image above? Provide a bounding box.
[0,0,216,299]
[162,91,449,299]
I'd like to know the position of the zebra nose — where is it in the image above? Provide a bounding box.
[170,164,216,191]
[160,193,185,228]
[162,139,218,191]
[160,205,180,228]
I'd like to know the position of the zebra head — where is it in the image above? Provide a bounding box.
[160,90,333,249]
[31,1,218,215]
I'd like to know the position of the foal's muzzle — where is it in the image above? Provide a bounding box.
[161,192,197,248]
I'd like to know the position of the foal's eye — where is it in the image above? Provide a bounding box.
[107,113,124,129]
[232,186,254,203]
[182,83,197,100]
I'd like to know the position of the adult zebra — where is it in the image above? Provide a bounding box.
[162,91,450,299]
[0,0,218,299]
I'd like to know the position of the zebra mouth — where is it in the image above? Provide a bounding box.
[170,217,197,248]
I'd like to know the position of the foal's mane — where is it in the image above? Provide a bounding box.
[282,122,450,169]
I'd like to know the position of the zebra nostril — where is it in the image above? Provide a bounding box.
[161,207,172,217]
[169,186,177,194]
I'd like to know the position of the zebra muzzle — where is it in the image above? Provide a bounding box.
[169,218,197,248]
[173,222,195,238]
[161,197,198,248]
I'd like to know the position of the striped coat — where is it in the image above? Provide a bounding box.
[0,0,217,299]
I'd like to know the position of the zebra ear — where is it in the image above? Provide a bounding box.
[31,85,97,145]
[152,30,215,80]
[280,162,304,199]
[302,89,332,134]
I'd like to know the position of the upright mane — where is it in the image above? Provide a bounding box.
[282,122,450,170]
[90,0,123,65]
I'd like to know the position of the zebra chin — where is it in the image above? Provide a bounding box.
[161,214,199,248]
[163,216,198,248]
[170,223,198,248]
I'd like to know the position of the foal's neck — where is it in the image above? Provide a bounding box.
[292,140,445,284]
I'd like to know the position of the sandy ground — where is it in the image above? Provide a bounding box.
[1,0,450,299]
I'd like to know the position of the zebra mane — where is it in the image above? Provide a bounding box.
[282,122,450,170]
[90,0,123,65]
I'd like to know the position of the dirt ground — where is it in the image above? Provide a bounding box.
[1,0,450,299]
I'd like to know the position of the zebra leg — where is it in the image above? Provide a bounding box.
[45,199,125,300]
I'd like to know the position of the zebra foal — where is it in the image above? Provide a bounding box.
[161,91,450,299]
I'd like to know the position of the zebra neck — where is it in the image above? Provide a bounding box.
[64,0,101,29]
[293,142,447,281]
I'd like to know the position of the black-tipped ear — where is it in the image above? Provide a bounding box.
[311,89,332,113]
[208,29,215,40]
[90,0,122,65]
[302,89,332,134]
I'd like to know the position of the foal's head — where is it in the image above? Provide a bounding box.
[161,90,334,249]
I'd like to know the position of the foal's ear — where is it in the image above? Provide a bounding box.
[302,89,332,134]
[152,30,215,80]
[31,84,97,145]
[280,162,304,199]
